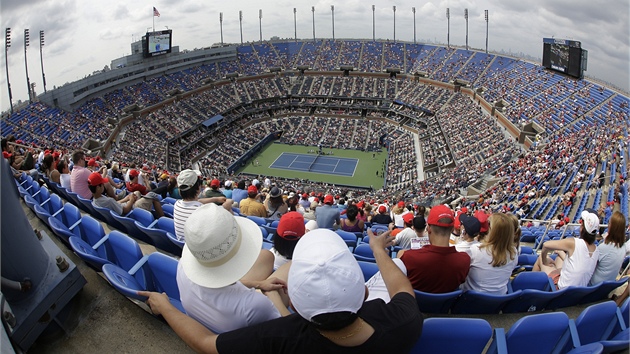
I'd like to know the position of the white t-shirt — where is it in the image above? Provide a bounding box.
[455,240,480,257]
[559,238,599,289]
[60,173,72,191]
[270,247,289,270]
[461,243,518,295]
[176,263,280,334]
[173,200,203,241]
[394,228,417,250]
[392,210,411,228]
[365,258,407,303]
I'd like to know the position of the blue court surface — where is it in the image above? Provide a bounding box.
[270,153,358,177]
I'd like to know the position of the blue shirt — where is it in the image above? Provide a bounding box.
[232,188,248,205]
[315,204,340,229]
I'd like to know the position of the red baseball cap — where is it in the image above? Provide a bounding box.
[129,169,140,179]
[88,172,107,187]
[52,151,60,159]
[397,201,405,208]
[474,210,489,233]
[356,201,365,208]
[378,205,387,214]
[87,158,98,167]
[302,193,308,199]
[2,151,12,159]
[427,205,454,227]
[210,179,220,188]
[402,213,414,224]
[277,212,306,240]
[247,185,258,194]
[461,207,468,213]
[324,195,334,205]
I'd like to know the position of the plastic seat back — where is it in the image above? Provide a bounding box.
[487,312,569,354]
[79,215,106,246]
[511,271,553,292]
[580,277,629,305]
[157,217,175,234]
[246,215,267,226]
[357,261,379,282]
[161,203,174,218]
[108,231,146,273]
[414,289,462,314]
[546,286,597,310]
[574,301,619,345]
[130,208,155,227]
[411,318,492,354]
[110,210,151,244]
[353,244,376,262]
[502,289,563,313]
[451,290,522,314]
[336,230,358,248]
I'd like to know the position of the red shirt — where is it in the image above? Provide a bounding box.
[400,245,471,293]
[126,182,147,195]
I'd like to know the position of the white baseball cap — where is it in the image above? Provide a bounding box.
[288,229,364,322]
[177,169,201,191]
[180,203,262,288]
[581,210,600,234]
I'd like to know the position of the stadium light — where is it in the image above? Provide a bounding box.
[5,27,13,114]
[239,11,243,44]
[412,7,416,44]
[464,8,469,50]
[372,5,375,41]
[331,5,335,41]
[39,30,46,93]
[24,29,32,103]
[259,9,263,42]
[485,10,489,54]
[392,6,396,43]
[312,6,315,42]
[219,12,223,44]
[446,8,450,48]
[293,8,297,41]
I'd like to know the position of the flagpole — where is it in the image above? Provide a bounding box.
[152,9,155,32]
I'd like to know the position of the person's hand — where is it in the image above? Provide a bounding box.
[137,291,170,315]
[367,228,394,252]
[257,277,287,293]
[214,196,227,204]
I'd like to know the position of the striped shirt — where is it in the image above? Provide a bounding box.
[173,200,202,242]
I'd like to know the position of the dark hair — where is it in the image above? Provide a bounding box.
[272,233,300,259]
[346,205,359,221]
[88,184,98,194]
[180,179,202,200]
[167,176,177,193]
[310,312,358,331]
[580,223,597,244]
[41,154,53,172]
[57,160,68,174]
[237,180,246,189]
[1,138,8,151]
[413,216,426,230]
[72,150,85,164]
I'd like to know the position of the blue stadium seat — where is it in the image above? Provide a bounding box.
[566,301,629,353]
[413,289,462,314]
[580,277,629,304]
[161,203,174,218]
[336,230,358,249]
[411,318,492,354]
[508,271,553,292]
[451,290,522,314]
[353,244,376,262]
[487,312,570,354]
[357,261,379,282]
[103,252,185,313]
[545,286,597,310]
[70,230,144,272]
[109,209,153,245]
[136,216,182,256]
[47,203,82,244]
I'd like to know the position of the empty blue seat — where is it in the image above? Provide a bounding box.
[567,301,629,353]
[336,230,358,249]
[509,271,553,292]
[103,252,184,313]
[411,318,492,354]
[451,290,522,314]
[166,231,184,250]
[357,261,379,282]
[546,286,597,310]
[487,312,570,354]
[414,289,462,314]
[246,215,267,226]
[353,244,376,262]
[70,229,144,272]
[136,216,182,256]
[92,203,126,230]
[109,209,152,244]
[47,203,82,244]
[161,203,174,218]
[580,277,629,304]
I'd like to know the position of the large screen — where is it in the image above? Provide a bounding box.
[144,30,172,58]
[542,38,586,79]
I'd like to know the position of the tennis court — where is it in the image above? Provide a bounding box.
[269,152,358,177]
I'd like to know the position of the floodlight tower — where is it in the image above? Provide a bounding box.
[239,11,243,44]
[412,7,416,44]
[331,5,335,41]
[485,10,489,53]
[259,9,263,42]
[372,5,375,41]
[392,6,396,42]
[24,29,32,103]
[39,30,46,93]
[464,8,469,50]
[220,12,224,44]
[5,28,13,113]
[446,8,450,48]
[294,8,297,41]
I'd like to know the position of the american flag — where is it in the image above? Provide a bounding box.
[153,7,160,17]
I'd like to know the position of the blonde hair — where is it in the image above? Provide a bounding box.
[480,213,517,267]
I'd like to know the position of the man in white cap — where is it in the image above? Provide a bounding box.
[533,209,600,289]
[173,169,232,242]
[139,227,423,353]
[173,203,289,334]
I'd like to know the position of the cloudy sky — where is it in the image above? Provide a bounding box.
[1,0,628,113]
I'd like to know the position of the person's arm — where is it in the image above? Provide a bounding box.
[122,193,137,215]
[367,228,414,298]
[540,237,575,266]
[199,196,227,205]
[138,291,219,354]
